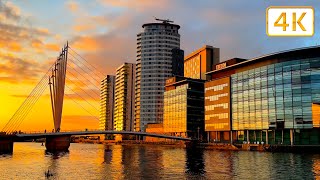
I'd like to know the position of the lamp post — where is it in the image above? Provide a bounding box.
[197,127,200,140]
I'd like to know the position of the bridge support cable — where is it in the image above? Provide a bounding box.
[68,47,105,78]
[66,60,100,98]
[4,77,48,133]
[65,70,100,99]
[67,54,103,86]
[67,56,101,86]
[65,83,100,113]
[6,81,48,133]
[2,66,52,134]
[65,76,100,109]
[65,74,100,103]
[64,89,100,122]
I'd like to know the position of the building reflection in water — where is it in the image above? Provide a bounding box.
[110,145,124,179]
[122,145,141,179]
[185,147,206,177]
[204,150,233,179]
[45,151,69,179]
[312,154,320,177]
[138,146,164,179]
[162,147,186,178]
[102,144,112,164]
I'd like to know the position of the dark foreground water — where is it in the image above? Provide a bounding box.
[1,143,320,179]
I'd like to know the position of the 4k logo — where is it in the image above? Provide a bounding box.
[267,6,314,36]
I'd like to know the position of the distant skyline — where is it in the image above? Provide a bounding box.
[0,0,319,131]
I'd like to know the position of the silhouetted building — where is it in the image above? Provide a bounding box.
[172,48,184,76]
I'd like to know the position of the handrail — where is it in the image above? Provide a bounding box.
[14,130,192,141]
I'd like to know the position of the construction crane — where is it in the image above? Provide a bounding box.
[154,17,174,24]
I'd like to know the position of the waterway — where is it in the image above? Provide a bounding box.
[1,142,320,179]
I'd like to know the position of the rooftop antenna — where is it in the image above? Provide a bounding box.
[154,17,174,24]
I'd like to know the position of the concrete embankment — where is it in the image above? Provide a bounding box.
[71,139,320,153]
[200,143,240,151]
[112,140,187,148]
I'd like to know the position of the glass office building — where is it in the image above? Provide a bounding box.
[205,46,320,145]
[163,76,205,138]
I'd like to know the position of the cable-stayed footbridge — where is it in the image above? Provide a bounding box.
[0,42,192,154]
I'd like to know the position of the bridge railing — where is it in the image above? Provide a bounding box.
[17,129,104,134]
[11,130,191,140]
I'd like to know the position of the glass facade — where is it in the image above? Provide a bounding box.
[163,84,188,134]
[231,57,320,131]
[163,77,205,138]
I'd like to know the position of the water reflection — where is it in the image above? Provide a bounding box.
[1,143,320,179]
[312,154,320,177]
[45,151,69,179]
[204,150,233,179]
[138,146,164,179]
[102,144,112,164]
[185,147,206,176]
[45,150,69,159]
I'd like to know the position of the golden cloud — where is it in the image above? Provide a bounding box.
[73,24,96,32]
[66,1,79,12]
[0,1,20,21]
[0,53,43,83]
[99,0,170,11]
[71,36,100,51]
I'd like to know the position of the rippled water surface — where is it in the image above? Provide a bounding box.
[1,142,320,179]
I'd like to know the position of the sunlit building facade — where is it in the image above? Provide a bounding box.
[135,21,182,131]
[99,75,115,131]
[163,76,205,138]
[114,63,135,131]
[205,77,232,142]
[205,46,320,145]
[184,45,220,80]
[205,58,246,142]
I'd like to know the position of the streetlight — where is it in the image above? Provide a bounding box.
[197,127,200,140]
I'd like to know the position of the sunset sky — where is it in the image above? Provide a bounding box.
[0,0,319,131]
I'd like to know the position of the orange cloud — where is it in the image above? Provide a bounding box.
[0,1,21,21]
[0,41,23,52]
[73,24,96,32]
[66,1,79,12]
[45,43,60,51]
[99,0,170,11]
[71,15,109,33]
[31,39,60,52]
[72,36,100,51]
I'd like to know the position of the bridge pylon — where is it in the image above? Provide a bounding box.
[49,42,68,132]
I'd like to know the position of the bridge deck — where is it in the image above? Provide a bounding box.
[15,130,192,141]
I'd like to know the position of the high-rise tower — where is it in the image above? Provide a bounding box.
[135,19,182,131]
[114,63,136,131]
[99,75,115,131]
